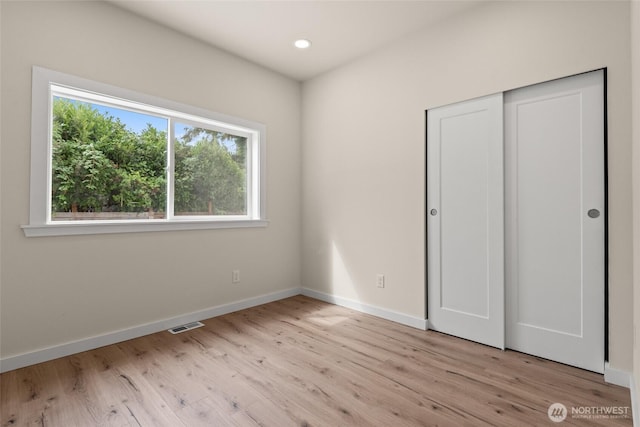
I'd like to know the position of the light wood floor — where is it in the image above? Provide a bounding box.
[0,296,632,426]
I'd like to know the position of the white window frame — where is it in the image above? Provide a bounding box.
[23,66,267,237]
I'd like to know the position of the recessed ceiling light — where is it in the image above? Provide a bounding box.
[294,39,312,49]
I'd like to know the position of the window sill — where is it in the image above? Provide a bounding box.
[22,219,269,237]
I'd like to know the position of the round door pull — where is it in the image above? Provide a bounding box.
[588,209,600,218]
[430,209,438,216]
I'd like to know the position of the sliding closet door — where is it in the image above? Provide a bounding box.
[504,70,605,373]
[427,94,504,349]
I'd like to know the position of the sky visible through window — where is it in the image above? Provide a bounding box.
[56,97,238,153]
[58,97,170,137]
[92,102,167,134]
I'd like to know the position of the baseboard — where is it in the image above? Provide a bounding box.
[0,287,301,373]
[604,362,631,388]
[631,376,639,427]
[300,288,428,330]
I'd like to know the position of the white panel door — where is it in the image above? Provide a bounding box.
[504,70,605,373]
[427,93,504,349]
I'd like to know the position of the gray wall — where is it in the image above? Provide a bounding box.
[302,1,633,371]
[631,0,640,395]
[0,1,302,359]
[1,0,634,375]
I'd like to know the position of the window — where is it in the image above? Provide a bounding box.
[23,67,267,237]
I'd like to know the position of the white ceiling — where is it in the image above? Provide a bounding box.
[111,1,480,81]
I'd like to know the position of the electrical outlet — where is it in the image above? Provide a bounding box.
[232,270,240,284]
[376,274,385,288]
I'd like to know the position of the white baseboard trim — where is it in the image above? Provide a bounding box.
[604,362,631,388]
[0,287,301,373]
[631,376,639,427]
[300,288,428,330]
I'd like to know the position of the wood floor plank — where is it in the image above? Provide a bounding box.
[1,295,632,426]
[221,307,463,426]
[247,301,526,425]
[59,344,184,426]
[174,396,258,427]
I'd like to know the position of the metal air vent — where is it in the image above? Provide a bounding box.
[168,321,204,334]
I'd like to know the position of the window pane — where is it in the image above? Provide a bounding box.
[51,97,168,221]
[174,123,247,216]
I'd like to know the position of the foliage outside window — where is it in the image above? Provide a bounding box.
[51,96,249,221]
[24,67,266,237]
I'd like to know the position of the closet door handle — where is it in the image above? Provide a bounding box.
[430,209,438,216]
[587,209,600,218]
